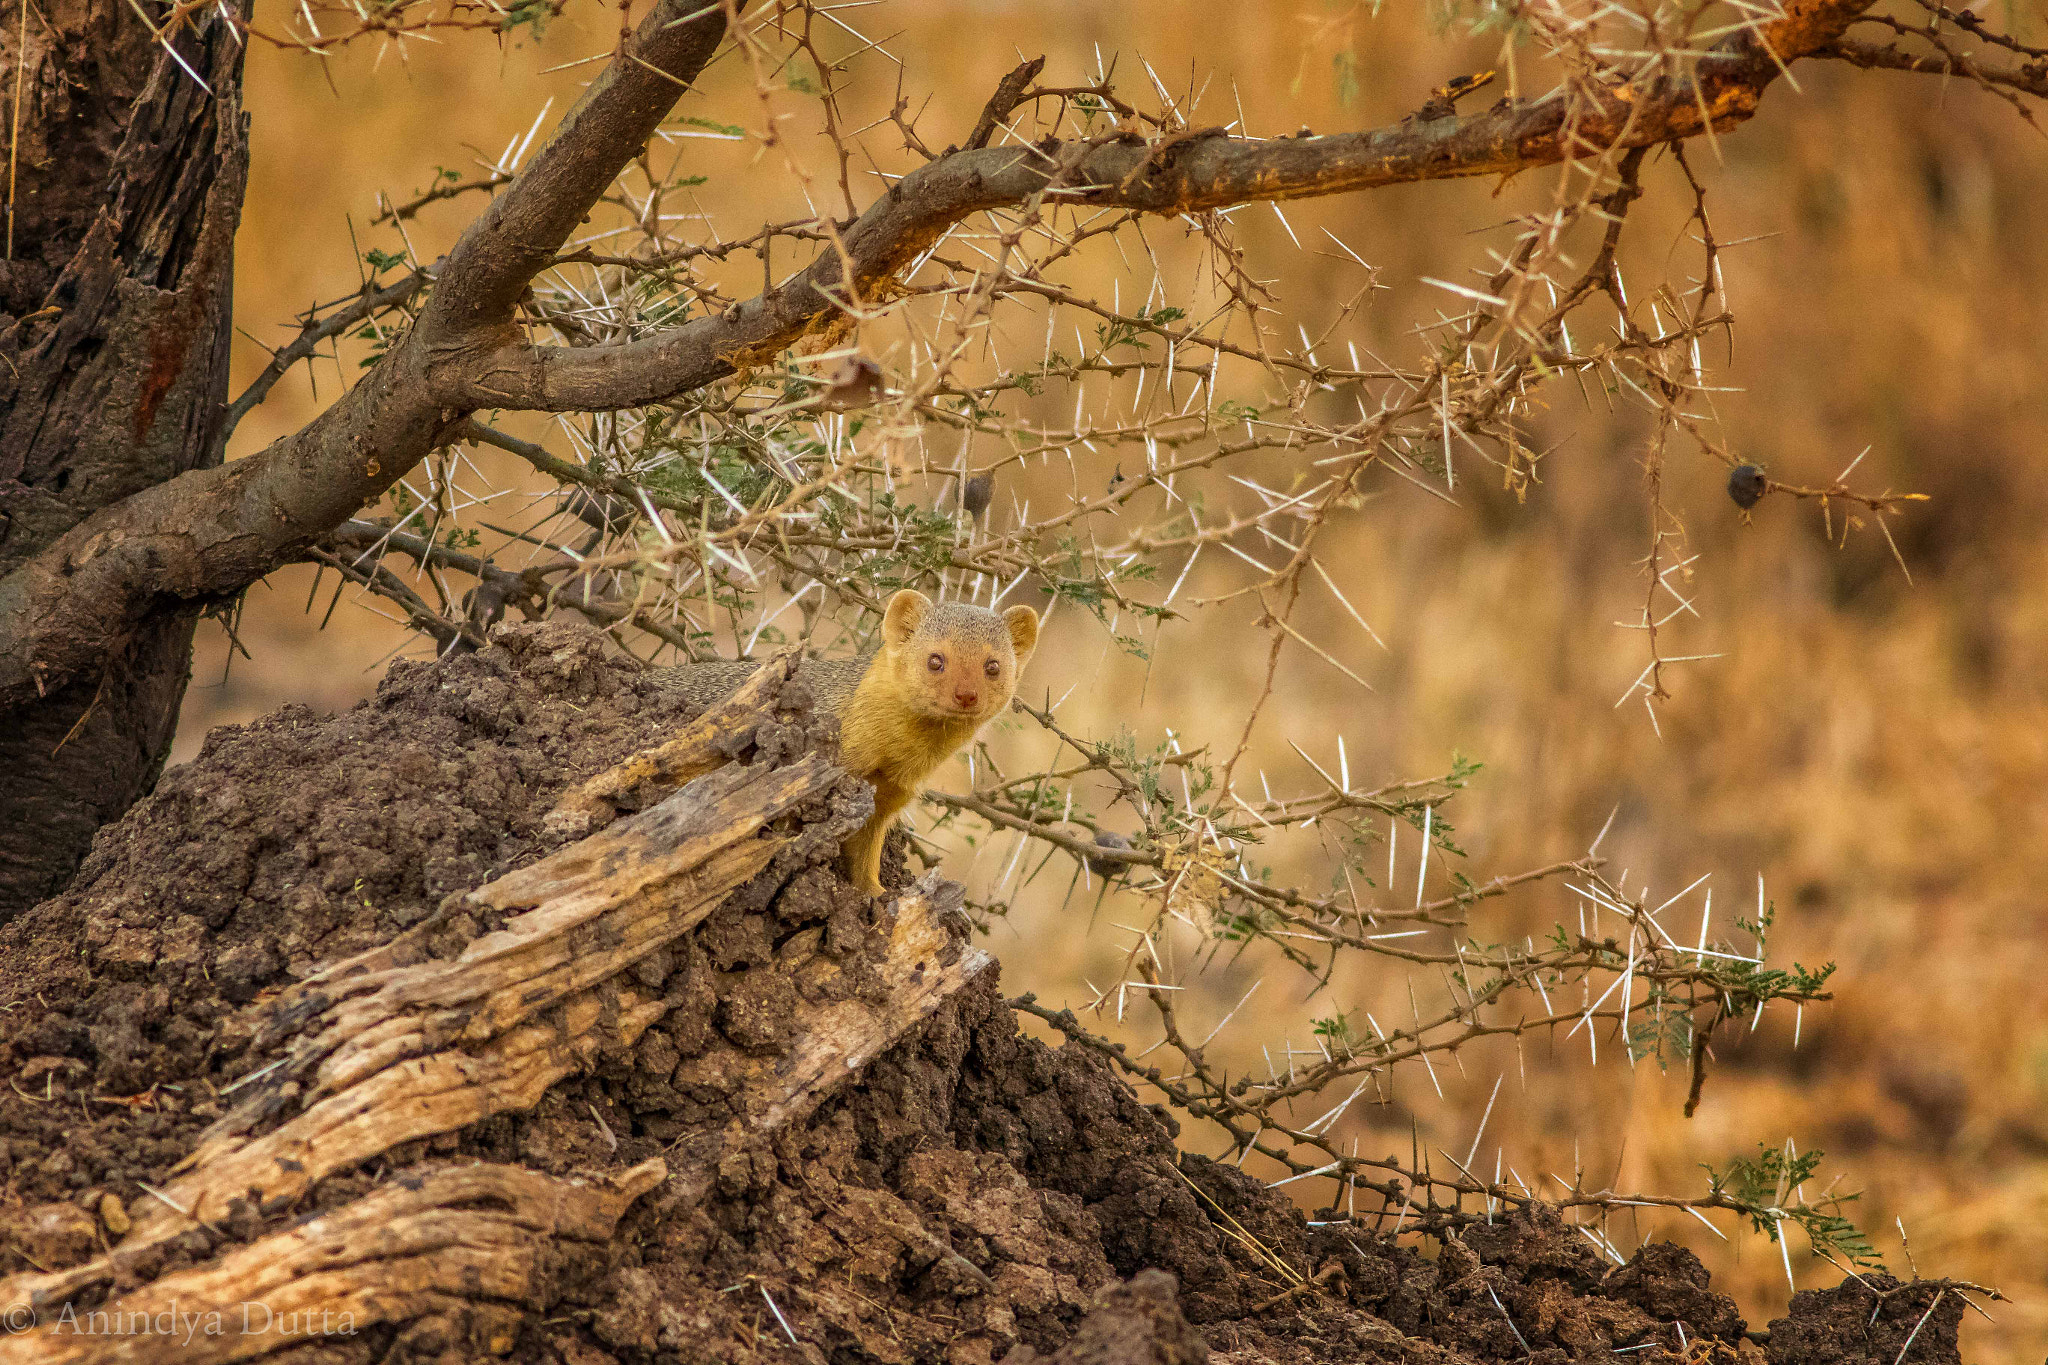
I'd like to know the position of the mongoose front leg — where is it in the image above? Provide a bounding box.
[842,781,911,896]
[842,814,889,896]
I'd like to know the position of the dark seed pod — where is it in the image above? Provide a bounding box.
[1085,829,1134,877]
[1728,464,1767,510]
[960,472,995,518]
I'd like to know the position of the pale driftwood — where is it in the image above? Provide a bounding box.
[2,1162,667,1365]
[715,875,984,1136]
[543,649,799,839]
[141,754,842,1226]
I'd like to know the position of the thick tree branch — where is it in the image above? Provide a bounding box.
[464,0,1876,413]
[1818,35,2048,101]
[422,2,727,332]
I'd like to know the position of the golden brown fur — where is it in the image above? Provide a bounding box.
[649,590,1038,893]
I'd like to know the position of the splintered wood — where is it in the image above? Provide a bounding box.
[545,648,799,837]
[0,685,991,1364]
[14,1163,667,1365]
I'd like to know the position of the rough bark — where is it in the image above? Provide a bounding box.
[0,0,728,921]
[0,0,247,914]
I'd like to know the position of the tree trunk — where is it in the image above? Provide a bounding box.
[0,0,246,918]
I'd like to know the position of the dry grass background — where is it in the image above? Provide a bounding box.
[182,3,2048,1357]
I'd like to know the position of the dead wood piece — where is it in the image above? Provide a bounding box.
[156,753,844,1204]
[0,747,841,1317]
[0,1162,665,1365]
[0,983,675,1323]
[0,881,990,1345]
[301,753,842,1090]
[966,56,1048,150]
[544,649,801,839]
[670,875,989,1142]
[0,877,990,1355]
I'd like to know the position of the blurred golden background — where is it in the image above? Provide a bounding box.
[185,3,2048,1357]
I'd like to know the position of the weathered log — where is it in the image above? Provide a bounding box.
[5,1162,666,1365]
[543,649,801,839]
[146,753,840,1229]
[0,679,992,1362]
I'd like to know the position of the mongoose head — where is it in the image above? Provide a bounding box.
[875,589,1038,724]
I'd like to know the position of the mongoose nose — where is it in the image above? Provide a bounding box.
[953,687,979,709]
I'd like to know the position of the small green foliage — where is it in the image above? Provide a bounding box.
[1215,904,1279,943]
[1042,538,1167,660]
[643,456,770,510]
[676,115,744,138]
[1703,902,1837,1021]
[363,247,407,275]
[1437,0,1530,41]
[1312,1010,1363,1054]
[1625,990,1695,1065]
[497,0,555,35]
[1332,50,1362,107]
[1095,306,1186,354]
[1703,1144,1884,1270]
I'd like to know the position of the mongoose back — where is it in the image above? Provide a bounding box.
[651,590,1039,894]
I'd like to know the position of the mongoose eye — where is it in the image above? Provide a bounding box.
[983,659,1000,680]
[927,652,945,673]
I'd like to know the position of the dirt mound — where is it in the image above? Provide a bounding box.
[0,623,1962,1364]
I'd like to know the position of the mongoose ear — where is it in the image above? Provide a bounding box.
[1002,605,1040,664]
[882,590,933,649]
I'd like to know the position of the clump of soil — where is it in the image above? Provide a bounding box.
[0,622,1964,1365]
[2,621,696,1213]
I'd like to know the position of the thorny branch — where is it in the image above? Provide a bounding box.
[7,0,2040,1280]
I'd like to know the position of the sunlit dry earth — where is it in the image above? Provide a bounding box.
[181,3,2048,1357]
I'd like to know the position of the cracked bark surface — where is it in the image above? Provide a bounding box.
[0,0,247,914]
